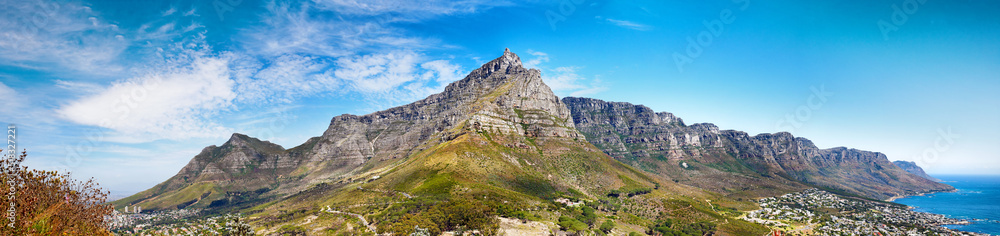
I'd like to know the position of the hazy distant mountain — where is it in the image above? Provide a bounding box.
[893,160,943,182]
[563,97,954,200]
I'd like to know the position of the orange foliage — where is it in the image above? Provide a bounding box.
[1,150,113,235]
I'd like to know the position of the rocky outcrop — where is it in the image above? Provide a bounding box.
[893,161,942,182]
[563,97,954,200]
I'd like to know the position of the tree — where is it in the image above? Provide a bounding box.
[558,216,588,234]
[0,150,113,235]
[577,206,598,226]
[599,220,615,234]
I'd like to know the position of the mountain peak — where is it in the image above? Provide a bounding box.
[226,133,250,145]
[472,48,523,76]
[223,133,285,151]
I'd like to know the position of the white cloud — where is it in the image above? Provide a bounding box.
[601,17,653,31]
[57,57,236,141]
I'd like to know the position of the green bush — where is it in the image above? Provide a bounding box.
[647,219,715,236]
[558,216,589,233]
[375,197,499,235]
[578,206,598,226]
[599,220,615,234]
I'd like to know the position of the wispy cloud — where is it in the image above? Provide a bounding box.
[332,51,467,109]
[546,67,608,97]
[54,80,104,95]
[522,50,549,69]
[232,54,342,104]
[0,82,23,118]
[242,1,435,58]
[161,6,177,16]
[521,51,607,97]
[0,0,128,76]
[313,0,512,21]
[598,17,653,31]
[334,51,422,92]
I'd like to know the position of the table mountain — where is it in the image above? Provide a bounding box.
[893,160,942,182]
[563,97,954,200]
[115,49,771,235]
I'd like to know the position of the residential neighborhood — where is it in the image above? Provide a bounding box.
[745,189,985,236]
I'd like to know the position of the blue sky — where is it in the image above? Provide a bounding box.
[1,0,998,195]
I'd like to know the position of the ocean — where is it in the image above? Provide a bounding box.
[893,175,1000,235]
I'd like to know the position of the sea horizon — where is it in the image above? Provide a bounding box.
[894,175,1000,235]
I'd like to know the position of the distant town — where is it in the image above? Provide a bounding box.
[745,189,985,236]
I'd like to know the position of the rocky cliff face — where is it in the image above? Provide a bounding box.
[893,161,942,182]
[563,97,954,200]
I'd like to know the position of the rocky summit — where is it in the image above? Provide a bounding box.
[114,49,956,236]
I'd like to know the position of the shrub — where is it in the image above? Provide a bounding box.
[647,219,716,236]
[558,216,588,233]
[0,150,113,235]
[599,220,615,234]
[377,197,499,235]
[577,206,598,226]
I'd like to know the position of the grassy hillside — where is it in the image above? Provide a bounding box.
[247,129,770,235]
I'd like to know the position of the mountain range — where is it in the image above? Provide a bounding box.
[113,49,951,235]
[562,97,952,200]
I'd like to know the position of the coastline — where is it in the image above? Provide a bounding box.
[886,175,1000,235]
[885,188,958,202]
